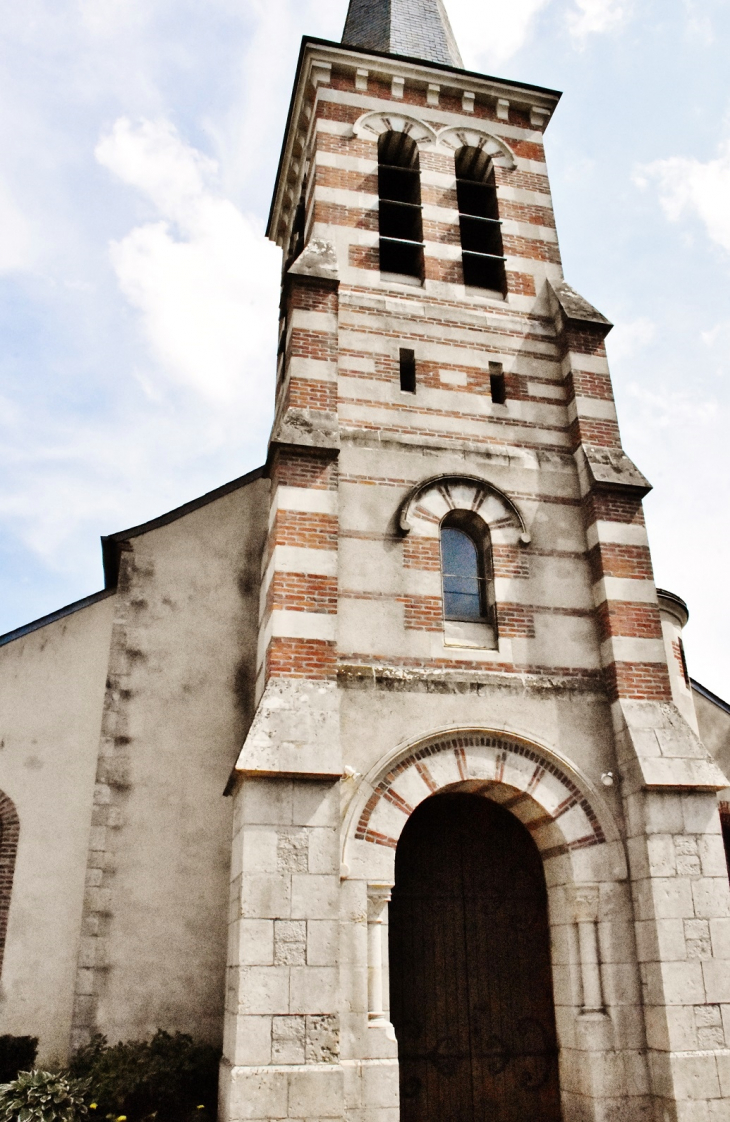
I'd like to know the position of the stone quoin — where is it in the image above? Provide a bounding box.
[1,1,730,1120]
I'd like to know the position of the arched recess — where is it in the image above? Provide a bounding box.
[343,729,622,884]
[353,111,437,147]
[398,474,531,543]
[344,735,632,1120]
[437,125,516,170]
[0,790,20,976]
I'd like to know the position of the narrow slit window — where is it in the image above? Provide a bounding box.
[286,183,307,269]
[378,131,424,280]
[455,146,506,294]
[490,362,506,404]
[721,811,730,881]
[440,512,494,626]
[276,314,287,382]
[399,348,416,393]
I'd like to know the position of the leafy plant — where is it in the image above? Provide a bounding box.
[0,1068,90,1122]
[69,1031,219,1122]
[0,1035,39,1084]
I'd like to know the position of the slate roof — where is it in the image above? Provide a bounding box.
[342,0,464,68]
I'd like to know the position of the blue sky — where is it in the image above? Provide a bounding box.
[1,0,729,696]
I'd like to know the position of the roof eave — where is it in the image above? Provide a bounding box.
[101,464,266,588]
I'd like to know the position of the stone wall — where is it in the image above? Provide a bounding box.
[0,472,268,1062]
[0,594,115,1064]
[70,475,269,1050]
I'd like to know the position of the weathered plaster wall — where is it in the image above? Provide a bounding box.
[0,594,115,1063]
[78,477,269,1049]
[694,687,730,790]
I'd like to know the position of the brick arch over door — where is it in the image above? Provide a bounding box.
[344,730,623,883]
[0,790,19,976]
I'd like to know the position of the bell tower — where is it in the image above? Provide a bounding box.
[220,3,730,1120]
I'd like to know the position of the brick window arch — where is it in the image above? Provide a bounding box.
[0,791,19,976]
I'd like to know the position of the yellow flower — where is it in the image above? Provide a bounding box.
[116,1116,127,1121]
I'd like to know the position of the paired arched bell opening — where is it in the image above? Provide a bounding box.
[361,112,513,290]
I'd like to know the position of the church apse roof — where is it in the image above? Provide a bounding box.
[342,0,464,68]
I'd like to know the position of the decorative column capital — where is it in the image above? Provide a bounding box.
[367,882,392,922]
[568,884,600,924]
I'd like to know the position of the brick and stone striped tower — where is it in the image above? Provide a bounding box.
[220,3,730,1120]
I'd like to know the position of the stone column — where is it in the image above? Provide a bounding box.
[561,878,651,1118]
[366,883,392,1026]
[572,885,604,1015]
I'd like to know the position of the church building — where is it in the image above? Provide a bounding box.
[2,1,730,1119]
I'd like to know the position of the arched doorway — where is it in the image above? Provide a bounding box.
[389,792,562,1122]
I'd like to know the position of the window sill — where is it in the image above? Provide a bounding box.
[380,271,423,287]
[443,620,497,650]
[464,285,507,302]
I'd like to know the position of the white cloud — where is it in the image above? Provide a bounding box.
[567,0,627,43]
[96,117,217,220]
[448,0,630,68]
[607,316,656,361]
[76,0,149,37]
[683,0,714,46]
[96,117,280,403]
[636,140,730,255]
[448,0,552,67]
[0,111,282,600]
[701,322,729,350]
[0,178,36,272]
[626,384,718,429]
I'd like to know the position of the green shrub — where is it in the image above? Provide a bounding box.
[0,1035,39,1083]
[0,1068,90,1122]
[69,1031,219,1122]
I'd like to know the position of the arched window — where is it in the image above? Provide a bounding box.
[0,791,19,977]
[456,145,506,294]
[440,511,495,625]
[378,131,424,280]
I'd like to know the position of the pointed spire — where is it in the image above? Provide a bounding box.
[342,0,464,69]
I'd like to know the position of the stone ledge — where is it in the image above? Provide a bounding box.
[236,679,342,779]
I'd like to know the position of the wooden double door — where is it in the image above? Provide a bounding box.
[389,793,562,1122]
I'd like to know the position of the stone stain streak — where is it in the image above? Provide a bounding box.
[69,546,137,1050]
